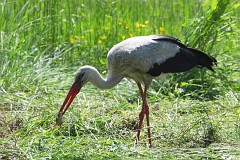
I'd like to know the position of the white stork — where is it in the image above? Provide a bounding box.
[53,35,217,147]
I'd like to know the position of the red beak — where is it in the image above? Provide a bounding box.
[58,81,82,116]
[51,81,82,129]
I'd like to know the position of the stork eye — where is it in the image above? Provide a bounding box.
[78,72,85,80]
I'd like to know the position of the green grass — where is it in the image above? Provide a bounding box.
[1,0,240,159]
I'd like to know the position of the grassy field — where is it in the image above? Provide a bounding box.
[1,0,240,159]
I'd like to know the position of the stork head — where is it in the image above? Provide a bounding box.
[54,65,95,127]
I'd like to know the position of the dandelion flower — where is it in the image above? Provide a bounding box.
[122,35,126,40]
[80,35,85,39]
[129,33,134,37]
[145,20,149,25]
[160,27,165,34]
[140,24,145,28]
[101,36,107,40]
[125,25,129,29]
[237,108,240,114]
[70,38,74,44]
[98,40,102,44]
[135,22,140,28]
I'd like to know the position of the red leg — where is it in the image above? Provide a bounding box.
[137,83,144,99]
[145,103,152,147]
[143,85,152,147]
[135,83,152,147]
[136,83,144,144]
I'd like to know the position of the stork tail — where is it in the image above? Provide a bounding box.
[147,47,217,76]
[187,48,217,72]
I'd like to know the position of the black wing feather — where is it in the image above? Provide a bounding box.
[147,35,217,76]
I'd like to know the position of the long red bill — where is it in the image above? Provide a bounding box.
[59,81,82,115]
[50,82,82,129]
[51,81,82,129]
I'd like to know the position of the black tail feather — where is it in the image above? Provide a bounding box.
[188,48,217,72]
[147,46,217,77]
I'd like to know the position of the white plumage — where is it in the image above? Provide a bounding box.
[107,35,179,85]
[54,35,217,147]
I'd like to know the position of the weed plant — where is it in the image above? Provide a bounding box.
[0,0,239,159]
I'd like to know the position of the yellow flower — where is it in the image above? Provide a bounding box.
[101,36,107,40]
[98,40,102,44]
[122,35,126,40]
[237,108,240,114]
[80,35,85,39]
[129,33,134,37]
[135,22,140,28]
[70,38,74,44]
[125,24,129,29]
[75,36,79,39]
[140,24,145,28]
[144,20,149,25]
[160,27,165,34]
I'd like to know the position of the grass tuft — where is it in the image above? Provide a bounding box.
[0,0,239,159]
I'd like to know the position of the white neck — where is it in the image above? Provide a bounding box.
[89,69,123,89]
